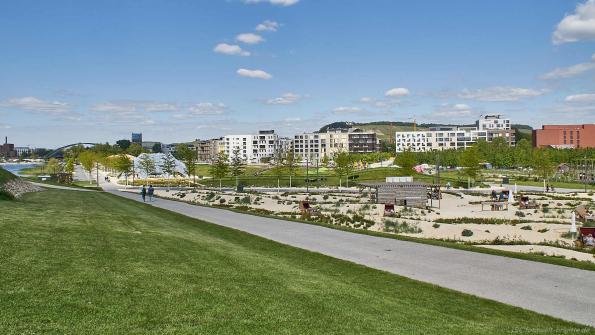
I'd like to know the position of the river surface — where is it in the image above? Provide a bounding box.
[0,163,42,176]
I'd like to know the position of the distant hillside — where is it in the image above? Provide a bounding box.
[319,121,533,142]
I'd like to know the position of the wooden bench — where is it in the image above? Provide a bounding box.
[576,205,595,222]
[481,201,508,211]
[518,196,538,210]
[384,203,395,217]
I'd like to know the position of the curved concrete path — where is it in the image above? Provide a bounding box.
[103,185,595,327]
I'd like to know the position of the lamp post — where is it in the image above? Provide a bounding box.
[306,155,309,193]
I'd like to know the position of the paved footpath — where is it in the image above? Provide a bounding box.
[104,185,595,327]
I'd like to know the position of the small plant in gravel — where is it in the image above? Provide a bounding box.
[538,228,549,233]
[520,225,532,230]
[219,198,226,204]
[461,229,474,237]
[432,223,440,229]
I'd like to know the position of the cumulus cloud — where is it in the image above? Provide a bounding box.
[458,87,546,102]
[565,93,595,103]
[266,93,300,105]
[332,106,366,115]
[553,0,595,44]
[384,87,410,97]
[433,103,473,117]
[0,96,71,114]
[188,102,227,115]
[213,43,250,56]
[256,20,280,32]
[237,68,272,79]
[244,0,299,7]
[236,33,265,44]
[540,53,595,80]
[92,101,177,113]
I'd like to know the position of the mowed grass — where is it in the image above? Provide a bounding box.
[0,190,590,334]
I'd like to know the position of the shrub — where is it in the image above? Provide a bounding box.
[520,225,532,230]
[432,223,440,229]
[515,211,525,217]
[323,194,329,200]
[219,198,226,204]
[461,229,474,237]
[538,228,549,233]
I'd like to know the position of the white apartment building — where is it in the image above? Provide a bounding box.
[293,128,378,163]
[395,115,515,153]
[224,130,281,164]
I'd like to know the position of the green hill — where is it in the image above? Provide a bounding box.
[0,189,582,334]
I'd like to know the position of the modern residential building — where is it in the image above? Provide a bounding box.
[394,115,515,153]
[293,128,379,163]
[192,138,223,163]
[533,124,595,148]
[224,130,281,164]
[141,141,160,152]
[131,133,143,144]
[0,137,16,158]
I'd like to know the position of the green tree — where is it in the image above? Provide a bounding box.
[284,150,298,188]
[127,143,144,157]
[321,154,330,169]
[271,149,286,190]
[209,152,230,190]
[460,146,481,188]
[160,152,177,189]
[230,147,246,188]
[532,148,554,181]
[514,139,533,168]
[152,142,162,153]
[78,151,97,184]
[64,158,75,176]
[176,144,198,186]
[114,154,133,186]
[138,154,156,183]
[333,152,354,188]
[116,139,131,150]
[394,149,417,176]
[47,158,61,174]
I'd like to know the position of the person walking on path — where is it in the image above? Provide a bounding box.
[147,185,154,202]
[141,185,147,202]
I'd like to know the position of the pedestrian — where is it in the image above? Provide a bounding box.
[546,184,550,192]
[148,185,154,202]
[141,185,147,202]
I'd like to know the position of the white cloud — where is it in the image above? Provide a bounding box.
[433,103,473,117]
[385,87,410,97]
[92,102,136,113]
[332,106,365,114]
[256,20,280,32]
[358,97,372,103]
[458,87,546,102]
[0,123,11,129]
[188,102,227,115]
[553,0,595,44]
[244,0,299,7]
[92,101,177,113]
[0,96,71,114]
[237,68,272,80]
[236,33,265,44]
[540,53,595,80]
[213,43,250,56]
[565,93,595,103]
[266,93,300,105]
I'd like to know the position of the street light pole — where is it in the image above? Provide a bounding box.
[306,155,309,193]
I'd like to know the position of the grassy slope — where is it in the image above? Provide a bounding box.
[0,190,589,334]
[0,166,16,183]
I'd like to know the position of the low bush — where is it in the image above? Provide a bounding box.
[432,223,440,229]
[461,229,474,237]
[520,225,532,230]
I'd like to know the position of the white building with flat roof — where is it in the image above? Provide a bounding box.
[224,130,281,164]
[395,115,515,153]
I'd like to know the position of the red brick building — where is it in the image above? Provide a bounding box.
[0,136,16,158]
[533,124,595,148]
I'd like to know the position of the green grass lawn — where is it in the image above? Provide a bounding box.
[0,190,590,334]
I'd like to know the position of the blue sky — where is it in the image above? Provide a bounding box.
[1,0,594,148]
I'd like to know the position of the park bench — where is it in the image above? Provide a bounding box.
[518,196,538,210]
[576,205,595,223]
[299,201,320,216]
[481,201,508,211]
[384,203,396,216]
[574,227,595,248]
